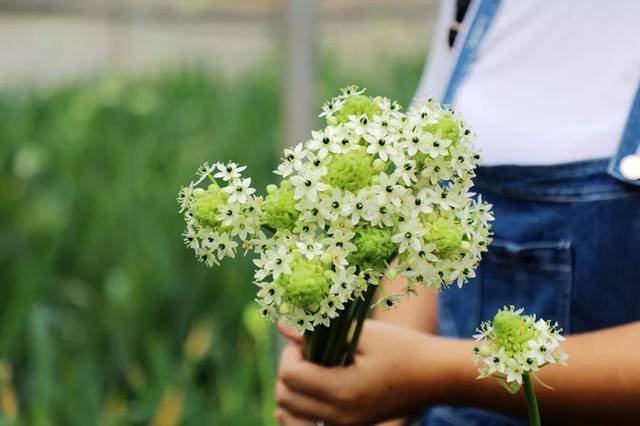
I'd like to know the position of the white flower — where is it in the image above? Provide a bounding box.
[346,189,371,226]
[323,227,356,253]
[364,199,395,227]
[296,239,323,259]
[214,162,247,182]
[257,282,283,306]
[319,98,345,119]
[484,347,508,376]
[276,143,305,177]
[424,136,452,159]
[329,266,357,298]
[325,244,350,268]
[195,162,218,185]
[318,295,343,319]
[215,232,238,260]
[319,188,346,222]
[217,203,242,227]
[402,126,432,156]
[224,177,256,204]
[177,182,196,213]
[345,114,369,137]
[290,169,327,202]
[411,189,434,215]
[307,128,341,159]
[264,246,294,279]
[393,158,418,186]
[526,339,557,366]
[392,219,425,253]
[364,125,398,161]
[340,85,365,97]
[230,214,254,241]
[373,172,406,207]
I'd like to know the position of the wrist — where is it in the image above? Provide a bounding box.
[415,335,476,406]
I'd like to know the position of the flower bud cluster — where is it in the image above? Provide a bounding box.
[473,306,568,391]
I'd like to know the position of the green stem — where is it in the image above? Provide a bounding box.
[523,374,541,426]
[324,299,356,366]
[303,325,328,363]
[344,285,377,365]
[320,314,344,365]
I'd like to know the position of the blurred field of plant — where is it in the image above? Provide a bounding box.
[0,55,424,425]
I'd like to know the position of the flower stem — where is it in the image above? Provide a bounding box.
[523,374,541,426]
[343,284,377,365]
[326,299,358,365]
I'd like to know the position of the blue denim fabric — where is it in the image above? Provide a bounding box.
[423,158,640,425]
[609,82,640,187]
[442,0,502,105]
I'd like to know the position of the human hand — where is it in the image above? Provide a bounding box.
[275,320,469,425]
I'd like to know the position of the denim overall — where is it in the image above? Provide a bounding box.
[424,1,640,424]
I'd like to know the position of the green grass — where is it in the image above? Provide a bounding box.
[0,54,425,425]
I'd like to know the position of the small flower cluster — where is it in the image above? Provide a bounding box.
[178,86,493,333]
[177,162,262,266]
[473,306,568,392]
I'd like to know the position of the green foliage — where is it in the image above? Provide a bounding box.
[0,53,424,425]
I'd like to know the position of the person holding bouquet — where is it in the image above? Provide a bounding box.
[275,1,640,425]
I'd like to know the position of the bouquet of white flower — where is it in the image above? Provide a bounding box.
[177,86,493,366]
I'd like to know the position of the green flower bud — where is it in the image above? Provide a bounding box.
[478,344,491,357]
[266,184,278,194]
[324,147,376,192]
[385,267,398,280]
[333,95,381,124]
[278,256,330,312]
[372,159,386,171]
[424,113,461,144]
[279,303,290,315]
[347,226,395,269]
[263,181,300,230]
[492,309,536,357]
[425,218,464,259]
[193,183,228,228]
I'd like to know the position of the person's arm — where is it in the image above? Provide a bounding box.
[372,275,438,426]
[275,320,640,426]
[373,274,438,333]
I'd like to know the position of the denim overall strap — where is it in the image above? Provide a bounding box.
[608,82,640,186]
[442,0,502,105]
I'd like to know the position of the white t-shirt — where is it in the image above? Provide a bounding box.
[414,0,640,165]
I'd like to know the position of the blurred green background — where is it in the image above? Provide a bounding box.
[0,1,433,425]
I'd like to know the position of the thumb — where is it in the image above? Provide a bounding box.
[277,322,304,344]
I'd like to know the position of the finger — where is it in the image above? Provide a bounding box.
[273,407,316,426]
[276,380,339,423]
[278,345,344,401]
[278,322,304,344]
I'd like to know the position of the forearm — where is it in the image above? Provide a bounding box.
[373,274,438,333]
[373,277,439,426]
[424,321,640,424]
